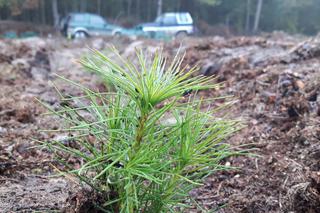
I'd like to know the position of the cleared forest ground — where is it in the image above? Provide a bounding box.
[0,34,319,212]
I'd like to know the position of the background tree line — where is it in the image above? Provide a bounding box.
[0,0,320,35]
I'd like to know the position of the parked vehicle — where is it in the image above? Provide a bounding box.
[60,13,122,39]
[140,12,195,38]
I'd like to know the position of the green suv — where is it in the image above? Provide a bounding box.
[60,13,122,38]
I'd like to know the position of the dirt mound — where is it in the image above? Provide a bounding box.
[283,171,320,213]
[0,176,80,212]
[168,35,320,212]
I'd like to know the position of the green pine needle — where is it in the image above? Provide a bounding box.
[42,48,243,212]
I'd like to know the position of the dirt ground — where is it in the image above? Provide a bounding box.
[0,33,319,212]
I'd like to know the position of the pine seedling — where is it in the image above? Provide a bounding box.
[44,48,242,212]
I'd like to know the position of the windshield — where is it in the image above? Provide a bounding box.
[155,16,163,23]
[90,15,106,25]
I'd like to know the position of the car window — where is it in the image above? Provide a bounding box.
[90,15,106,25]
[162,15,177,25]
[176,13,193,24]
[72,14,87,23]
[155,15,163,23]
[178,14,190,24]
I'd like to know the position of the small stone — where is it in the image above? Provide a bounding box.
[267,156,275,164]
[295,80,305,89]
[303,140,310,145]
[0,127,7,134]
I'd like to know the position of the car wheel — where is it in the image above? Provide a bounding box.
[73,31,88,39]
[175,31,188,39]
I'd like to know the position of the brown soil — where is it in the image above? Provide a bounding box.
[0,34,319,212]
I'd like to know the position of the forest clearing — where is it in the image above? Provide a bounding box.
[0,32,319,212]
[1,0,320,212]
